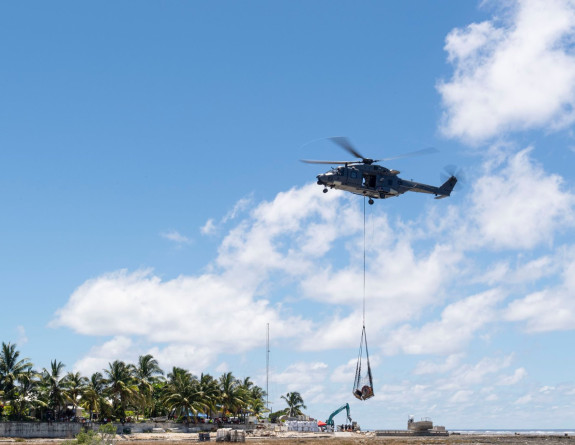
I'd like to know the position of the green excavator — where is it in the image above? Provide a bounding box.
[326,403,352,427]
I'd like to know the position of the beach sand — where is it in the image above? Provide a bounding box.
[1,431,573,445]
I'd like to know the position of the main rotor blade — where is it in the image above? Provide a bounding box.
[377,147,439,162]
[328,137,365,160]
[300,159,356,165]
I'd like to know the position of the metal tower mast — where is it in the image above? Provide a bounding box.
[266,323,270,411]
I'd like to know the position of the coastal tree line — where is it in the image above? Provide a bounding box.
[0,342,305,423]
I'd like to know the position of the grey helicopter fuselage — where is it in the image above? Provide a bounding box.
[317,163,457,201]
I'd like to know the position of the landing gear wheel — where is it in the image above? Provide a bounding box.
[323,188,328,193]
[368,198,374,205]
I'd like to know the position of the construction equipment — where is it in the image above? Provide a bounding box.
[326,403,352,427]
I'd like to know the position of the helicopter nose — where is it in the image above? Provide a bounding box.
[317,174,330,185]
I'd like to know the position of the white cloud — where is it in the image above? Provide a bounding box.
[200,219,216,235]
[16,325,28,345]
[52,268,310,359]
[298,241,464,351]
[468,147,575,250]
[216,184,352,287]
[439,0,575,143]
[330,358,357,384]
[222,195,253,223]
[497,367,527,386]
[147,344,216,376]
[441,355,514,389]
[504,247,575,331]
[271,362,330,404]
[74,336,134,376]
[515,394,533,405]
[383,289,503,355]
[414,354,463,375]
[200,195,254,236]
[449,390,474,404]
[160,230,193,246]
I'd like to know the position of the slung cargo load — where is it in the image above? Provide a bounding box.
[353,325,374,401]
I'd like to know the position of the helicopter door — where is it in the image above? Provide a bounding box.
[365,175,376,188]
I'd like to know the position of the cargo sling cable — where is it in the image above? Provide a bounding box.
[353,196,374,401]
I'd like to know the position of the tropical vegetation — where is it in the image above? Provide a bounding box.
[0,342,271,423]
[280,392,306,417]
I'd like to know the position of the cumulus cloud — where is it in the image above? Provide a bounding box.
[147,344,217,376]
[74,336,134,375]
[200,195,254,236]
[200,219,216,235]
[414,354,463,375]
[160,230,193,246]
[445,355,514,388]
[299,240,464,350]
[504,246,575,331]
[52,268,310,357]
[498,367,528,385]
[439,0,575,144]
[222,195,253,223]
[467,147,575,250]
[216,184,351,286]
[383,289,504,355]
[271,361,330,403]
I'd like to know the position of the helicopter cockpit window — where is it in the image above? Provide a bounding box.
[337,167,344,176]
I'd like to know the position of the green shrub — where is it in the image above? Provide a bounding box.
[74,424,117,445]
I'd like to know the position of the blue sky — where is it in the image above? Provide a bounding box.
[2,0,575,430]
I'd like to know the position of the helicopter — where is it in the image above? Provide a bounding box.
[301,137,458,205]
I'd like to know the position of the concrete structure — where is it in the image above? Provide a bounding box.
[216,428,245,442]
[375,416,448,437]
[0,422,84,439]
[0,421,258,439]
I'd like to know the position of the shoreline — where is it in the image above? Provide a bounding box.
[1,431,574,445]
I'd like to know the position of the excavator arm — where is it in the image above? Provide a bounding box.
[326,403,352,426]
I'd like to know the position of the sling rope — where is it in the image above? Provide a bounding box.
[353,195,374,401]
[363,196,366,327]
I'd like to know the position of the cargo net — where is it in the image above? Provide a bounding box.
[353,325,374,401]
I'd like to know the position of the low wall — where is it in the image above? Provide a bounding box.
[0,421,254,438]
[0,422,83,438]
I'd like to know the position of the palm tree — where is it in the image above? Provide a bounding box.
[0,342,33,412]
[199,373,219,418]
[218,372,246,419]
[238,377,264,420]
[11,368,41,420]
[166,367,190,386]
[63,371,88,417]
[149,381,168,419]
[41,360,66,420]
[82,372,107,421]
[249,397,268,418]
[132,354,164,419]
[247,385,267,418]
[241,377,254,391]
[162,371,205,425]
[281,392,306,417]
[104,360,138,420]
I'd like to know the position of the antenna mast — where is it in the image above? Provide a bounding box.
[266,323,270,411]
